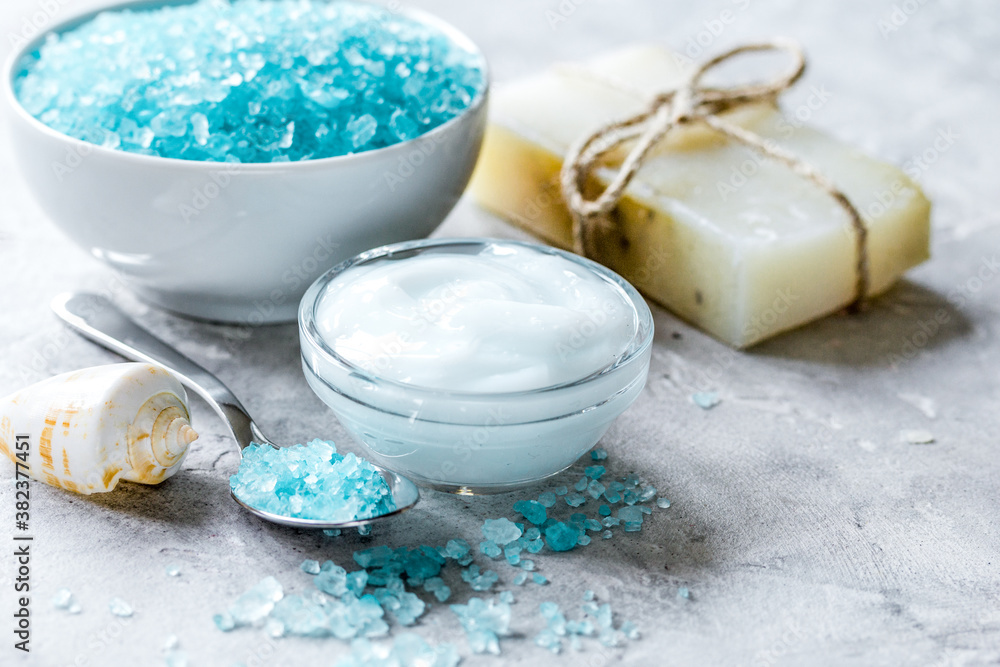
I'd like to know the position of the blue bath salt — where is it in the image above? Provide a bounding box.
[230,440,395,522]
[544,522,581,552]
[14,0,486,163]
[514,499,548,526]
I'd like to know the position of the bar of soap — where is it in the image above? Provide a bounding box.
[470,45,931,347]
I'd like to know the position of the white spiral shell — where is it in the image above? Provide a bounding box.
[0,363,198,494]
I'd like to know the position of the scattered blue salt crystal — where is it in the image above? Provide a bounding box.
[565,493,586,507]
[300,559,321,575]
[403,546,445,580]
[602,516,620,527]
[574,477,589,492]
[524,538,544,554]
[591,448,608,461]
[604,490,622,504]
[480,541,502,559]
[227,576,284,627]
[621,620,641,639]
[513,572,529,586]
[357,524,373,537]
[164,649,188,667]
[504,550,521,566]
[584,466,606,480]
[586,480,606,499]
[481,518,523,546]
[514,499,548,525]
[535,628,562,653]
[544,522,582,552]
[230,441,395,522]
[109,598,133,618]
[213,612,236,632]
[440,539,472,565]
[537,492,557,508]
[638,505,653,515]
[519,559,536,572]
[323,529,343,538]
[678,587,690,599]
[554,486,569,496]
[15,0,486,163]
[450,597,511,655]
[524,527,541,541]
[315,563,351,597]
[354,546,394,569]
[598,504,611,516]
[165,564,181,577]
[656,497,671,509]
[583,590,595,601]
[423,577,452,603]
[639,485,657,502]
[602,530,613,539]
[378,590,426,626]
[52,588,74,610]
[623,522,643,533]
[577,535,592,546]
[499,591,514,604]
[533,574,549,585]
[692,391,721,409]
[566,619,595,636]
[336,633,460,667]
[619,507,644,524]
[267,596,326,638]
[461,565,498,592]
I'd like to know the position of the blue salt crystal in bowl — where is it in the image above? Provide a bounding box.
[3,0,489,323]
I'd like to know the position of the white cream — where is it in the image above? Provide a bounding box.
[314,243,637,392]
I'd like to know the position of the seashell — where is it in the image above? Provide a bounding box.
[0,363,198,494]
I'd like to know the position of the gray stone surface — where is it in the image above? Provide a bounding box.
[1,0,998,665]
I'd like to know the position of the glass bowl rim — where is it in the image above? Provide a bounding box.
[298,236,655,402]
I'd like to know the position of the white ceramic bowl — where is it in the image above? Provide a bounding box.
[299,238,655,493]
[3,0,489,323]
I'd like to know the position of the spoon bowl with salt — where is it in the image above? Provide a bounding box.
[51,292,419,530]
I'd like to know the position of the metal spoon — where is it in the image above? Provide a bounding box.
[51,291,419,529]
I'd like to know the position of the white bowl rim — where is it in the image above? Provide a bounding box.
[2,0,491,172]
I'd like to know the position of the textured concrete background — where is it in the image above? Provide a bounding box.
[1,0,998,665]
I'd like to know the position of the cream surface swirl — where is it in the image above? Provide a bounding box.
[314,243,637,392]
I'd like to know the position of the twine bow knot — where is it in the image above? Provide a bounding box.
[560,39,869,311]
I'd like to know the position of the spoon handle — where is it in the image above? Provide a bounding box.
[51,292,265,450]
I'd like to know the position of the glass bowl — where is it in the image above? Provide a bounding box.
[298,238,654,493]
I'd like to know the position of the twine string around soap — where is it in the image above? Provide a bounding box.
[559,40,870,312]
